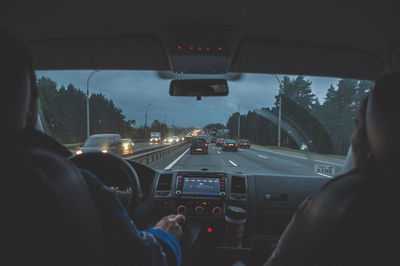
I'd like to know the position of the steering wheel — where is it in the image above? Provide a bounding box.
[69,152,141,215]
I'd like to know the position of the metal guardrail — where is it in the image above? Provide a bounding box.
[64,140,189,166]
[63,139,153,152]
[63,138,152,149]
[124,142,189,166]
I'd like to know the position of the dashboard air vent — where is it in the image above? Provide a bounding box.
[157,174,172,191]
[231,176,246,194]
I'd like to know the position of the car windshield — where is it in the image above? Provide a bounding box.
[37,70,372,177]
[83,137,110,147]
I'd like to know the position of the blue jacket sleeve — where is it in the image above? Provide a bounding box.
[146,229,182,266]
[80,169,182,266]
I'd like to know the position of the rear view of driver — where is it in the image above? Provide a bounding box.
[1,30,185,266]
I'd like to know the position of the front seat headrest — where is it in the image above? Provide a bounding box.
[366,73,400,176]
[0,30,36,141]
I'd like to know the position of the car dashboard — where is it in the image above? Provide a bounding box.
[127,160,330,266]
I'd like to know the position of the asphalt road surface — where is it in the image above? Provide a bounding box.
[163,143,345,178]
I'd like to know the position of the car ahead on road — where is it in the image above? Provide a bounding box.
[121,138,135,155]
[239,139,251,149]
[216,138,224,146]
[149,132,161,143]
[210,137,217,143]
[189,138,208,154]
[171,136,180,143]
[75,134,123,156]
[222,139,239,152]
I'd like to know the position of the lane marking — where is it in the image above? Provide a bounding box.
[257,154,269,159]
[164,148,189,170]
[251,146,344,166]
[317,172,333,178]
[239,149,244,151]
[228,160,238,167]
[217,151,221,154]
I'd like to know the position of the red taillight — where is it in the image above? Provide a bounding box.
[177,45,182,50]
[197,46,202,51]
[217,47,223,51]
[224,144,228,146]
[189,46,194,51]
[235,144,238,146]
[205,143,208,147]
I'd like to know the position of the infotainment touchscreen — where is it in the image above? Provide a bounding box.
[182,177,220,196]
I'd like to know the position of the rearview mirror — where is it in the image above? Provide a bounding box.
[169,79,229,100]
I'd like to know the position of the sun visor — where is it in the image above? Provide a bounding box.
[231,39,384,79]
[28,36,169,70]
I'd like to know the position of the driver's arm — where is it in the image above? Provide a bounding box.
[80,169,183,266]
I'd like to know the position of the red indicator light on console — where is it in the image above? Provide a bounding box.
[207,227,213,233]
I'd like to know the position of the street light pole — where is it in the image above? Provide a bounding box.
[163,114,168,138]
[236,104,240,141]
[274,75,283,148]
[86,70,99,139]
[144,103,152,139]
[278,93,282,147]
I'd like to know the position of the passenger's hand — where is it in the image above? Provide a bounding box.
[153,214,185,241]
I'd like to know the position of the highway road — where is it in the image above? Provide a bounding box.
[163,143,345,178]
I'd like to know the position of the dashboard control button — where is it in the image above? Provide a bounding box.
[177,205,188,215]
[175,190,182,196]
[211,206,223,218]
[219,191,226,197]
[194,206,204,215]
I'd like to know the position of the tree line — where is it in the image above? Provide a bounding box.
[221,76,372,156]
[37,76,169,144]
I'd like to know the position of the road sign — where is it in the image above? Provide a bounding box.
[314,164,335,176]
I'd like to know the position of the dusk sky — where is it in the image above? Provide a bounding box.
[36,70,340,128]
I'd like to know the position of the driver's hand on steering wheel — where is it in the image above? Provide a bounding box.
[153,214,185,241]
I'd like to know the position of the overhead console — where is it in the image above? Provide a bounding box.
[168,28,232,74]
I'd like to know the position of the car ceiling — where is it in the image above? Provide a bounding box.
[2,0,400,79]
